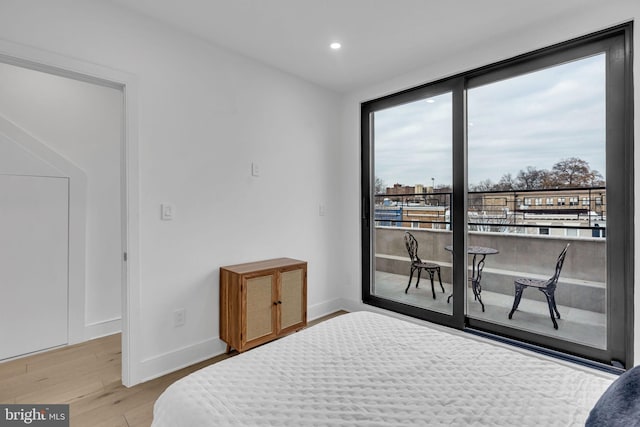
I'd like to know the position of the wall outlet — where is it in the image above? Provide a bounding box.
[173,308,186,327]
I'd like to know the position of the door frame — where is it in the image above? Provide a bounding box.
[0,39,141,386]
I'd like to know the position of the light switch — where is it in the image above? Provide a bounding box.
[161,203,175,220]
[251,162,260,177]
[319,203,326,216]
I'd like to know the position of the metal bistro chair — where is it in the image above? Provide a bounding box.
[508,243,570,329]
[404,231,445,299]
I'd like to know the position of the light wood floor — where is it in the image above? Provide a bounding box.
[0,311,346,427]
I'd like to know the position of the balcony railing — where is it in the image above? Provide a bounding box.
[373,187,607,314]
[375,186,606,238]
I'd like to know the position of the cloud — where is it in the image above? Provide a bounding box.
[374,54,606,188]
[375,94,453,187]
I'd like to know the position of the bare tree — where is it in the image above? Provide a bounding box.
[516,166,550,190]
[550,157,603,187]
[495,173,517,191]
[469,157,603,191]
[470,179,494,192]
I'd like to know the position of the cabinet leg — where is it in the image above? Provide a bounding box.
[225,344,231,354]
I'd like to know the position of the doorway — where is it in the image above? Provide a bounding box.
[0,58,127,365]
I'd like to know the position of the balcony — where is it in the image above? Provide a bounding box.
[372,188,606,349]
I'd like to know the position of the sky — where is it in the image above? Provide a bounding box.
[374,53,606,189]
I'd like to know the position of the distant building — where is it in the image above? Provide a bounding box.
[469,187,606,238]
[471,187,606,218]
[386,183,414,196]
[374,184,606,238]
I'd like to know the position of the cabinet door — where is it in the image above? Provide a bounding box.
[279,267,306,333]
[243,273,277,349]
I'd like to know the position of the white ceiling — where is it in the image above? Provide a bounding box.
[108,0,605,93]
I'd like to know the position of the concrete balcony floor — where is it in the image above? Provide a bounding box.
[374,271,606,349]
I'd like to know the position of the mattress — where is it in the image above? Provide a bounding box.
[152,311,614,426]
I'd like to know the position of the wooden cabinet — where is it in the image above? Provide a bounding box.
[219,258,307,353]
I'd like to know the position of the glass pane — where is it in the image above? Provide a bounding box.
[372,92,453,315]
[467,54,606,348]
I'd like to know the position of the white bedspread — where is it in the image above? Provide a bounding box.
[152,311,614,426]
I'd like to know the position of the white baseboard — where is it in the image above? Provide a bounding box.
[138,338,227,384]
[334,298,363,313]
[136,298,357,384]
[84,317,122,341]
[307,298,368,320]
[307,298,346,320]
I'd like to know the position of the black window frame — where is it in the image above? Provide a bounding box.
[361,23,634,368]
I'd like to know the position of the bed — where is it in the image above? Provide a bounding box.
[152,311,615,426]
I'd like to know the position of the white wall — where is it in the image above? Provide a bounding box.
[1,0,634,383]
[338,1,640,363]
[0,0,344,383]
[0,63,123,339]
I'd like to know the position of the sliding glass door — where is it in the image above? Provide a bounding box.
[466,53,608,350]
[362,24,633,368]
[362,81,464,327]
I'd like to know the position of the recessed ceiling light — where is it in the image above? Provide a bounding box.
[426,99,435,103]
[330,42,342,50]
